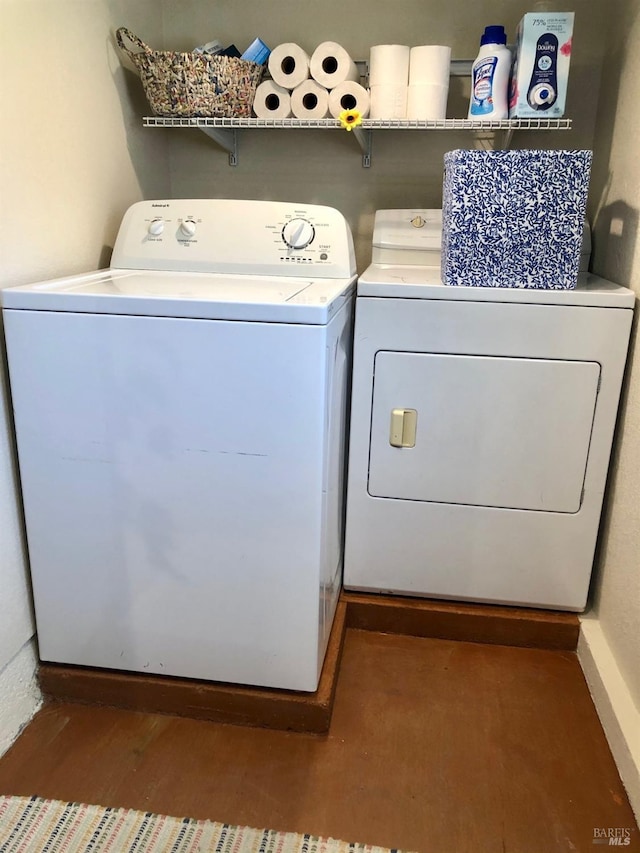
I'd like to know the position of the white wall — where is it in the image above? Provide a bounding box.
[583,0,640,821]
[0,0,169,756]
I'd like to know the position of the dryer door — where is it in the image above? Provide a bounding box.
[368,352,600,513]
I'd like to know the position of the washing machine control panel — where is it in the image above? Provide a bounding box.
[112,199,356,278]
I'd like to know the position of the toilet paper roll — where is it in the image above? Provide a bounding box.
[309,41,359,89]
[369,84,407,120]
[252,79,292,119]
[268,43,310,90]
[406,83,449,120]
[369,45,410,87]
[409,45,451,86]
[328,81,370,119]
[290,79,330,119]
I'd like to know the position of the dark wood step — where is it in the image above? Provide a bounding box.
[39,600,347,734]
[37,592,579,731]
[343,590,580,650]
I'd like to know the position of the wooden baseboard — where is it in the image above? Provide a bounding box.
[343,591,580,651]
[39,600,347,734]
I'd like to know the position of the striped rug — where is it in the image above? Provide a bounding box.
[0,796,405,853]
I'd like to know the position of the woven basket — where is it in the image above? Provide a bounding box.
[116,28,263,118]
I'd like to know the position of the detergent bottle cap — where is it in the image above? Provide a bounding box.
[480,25,507,46]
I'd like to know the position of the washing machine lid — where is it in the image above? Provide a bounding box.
[358,265,635,308]
[1,269,355,324]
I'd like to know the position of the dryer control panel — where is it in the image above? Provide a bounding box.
[111,199,357,278]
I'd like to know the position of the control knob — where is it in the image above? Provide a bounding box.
[179,219,197,238]
[282,218,315,250]
[148,218,165,236]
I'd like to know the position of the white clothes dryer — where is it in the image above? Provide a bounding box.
[344,209,634,611]
[3,199,356,692]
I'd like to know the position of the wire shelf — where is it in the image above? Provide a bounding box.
[142,115,572,167]
[143,116,572,132]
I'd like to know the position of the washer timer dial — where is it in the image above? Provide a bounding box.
[282,218,315,250]
[148,218,165,236]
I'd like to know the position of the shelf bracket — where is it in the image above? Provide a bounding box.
[352,127,372,168]
[198,126,238,166]
[503,127,515,150]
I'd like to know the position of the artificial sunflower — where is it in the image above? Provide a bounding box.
[339,108,363,131]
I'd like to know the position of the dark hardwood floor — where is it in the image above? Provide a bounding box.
[0,629,637,853]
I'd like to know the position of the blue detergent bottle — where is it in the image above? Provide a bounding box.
[468,25,512,119]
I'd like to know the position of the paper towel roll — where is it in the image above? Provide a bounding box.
[328,81,370,119]
[309,42,359,89]
[409,45,451,86]
[253,79,292,119]
[369,45,410,87]
[268,43,310,90]
[406,83,448,120]
[369,84,407,120]
[291,79,330,119]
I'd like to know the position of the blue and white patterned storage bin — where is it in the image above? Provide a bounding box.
[441,149,593,289]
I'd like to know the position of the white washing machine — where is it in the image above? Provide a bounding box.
[344,209,634,611]
[3,199,356,692]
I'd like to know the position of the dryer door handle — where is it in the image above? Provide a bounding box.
[389,408,417,448]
